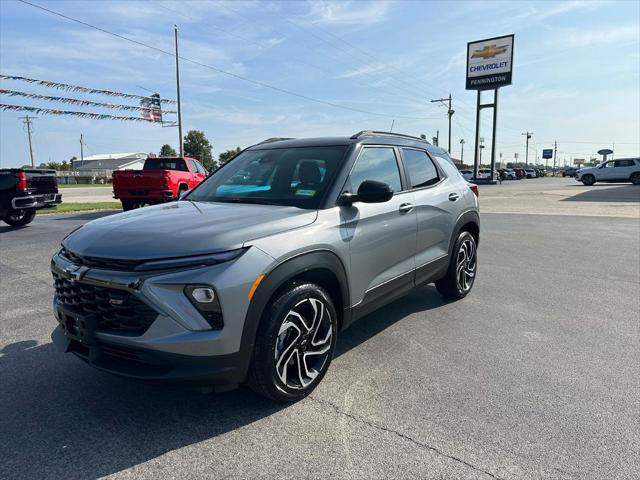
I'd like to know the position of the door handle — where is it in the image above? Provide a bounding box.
[448,193,460,201]
[399,203,414,213]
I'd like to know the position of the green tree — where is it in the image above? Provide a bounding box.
[218,147,241,165]
[59,160,70,171]
[159,144,177,156]
[183,130,214,170]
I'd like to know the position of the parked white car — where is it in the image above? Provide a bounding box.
[524,169,537,178]
[459,169,473,181]
[576,158,640,185]
[503,168,517,180]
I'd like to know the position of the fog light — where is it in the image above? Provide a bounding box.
[191,287,215,303]
[184,285,223,329]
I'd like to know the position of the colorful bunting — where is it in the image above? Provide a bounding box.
[0,89,176,114]
[0,103,161,122]
[0,74,176,104]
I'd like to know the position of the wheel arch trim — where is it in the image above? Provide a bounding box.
[234,249,350,381]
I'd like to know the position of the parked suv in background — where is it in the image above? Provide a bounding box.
[51,131,480,402]
[576,158,640,185]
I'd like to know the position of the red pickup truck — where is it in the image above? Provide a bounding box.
[112,156,207,210]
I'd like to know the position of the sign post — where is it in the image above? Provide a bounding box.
[466,34,514,183]
[542,148,553,171]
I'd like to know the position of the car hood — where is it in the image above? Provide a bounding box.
[63,201,317,260]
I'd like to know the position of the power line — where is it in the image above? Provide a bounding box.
[18,0,438,121]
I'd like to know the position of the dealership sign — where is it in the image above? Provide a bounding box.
[542,149,553,159]
[466,34,514,90]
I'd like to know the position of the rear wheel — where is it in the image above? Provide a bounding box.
[177,185,188,200]
[582,174,596,186]
[435,231,477,299]
[247,283,337,402]
[121,200,137,211]
[3,209,36,227]
[631,172,640,185]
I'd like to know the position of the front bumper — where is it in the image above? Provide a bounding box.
[52,325,243,385]
[12,193,62,209]
[50,246,275,384]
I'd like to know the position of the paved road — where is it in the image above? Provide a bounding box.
[1,212,639,479]
[479,177,640,217]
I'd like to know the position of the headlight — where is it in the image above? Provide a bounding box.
[184,285,223,329]
[134,248,247,272]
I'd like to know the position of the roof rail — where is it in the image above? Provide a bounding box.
[256,137,295,145]
[350,130,429,143]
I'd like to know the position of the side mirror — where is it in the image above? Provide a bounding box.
[338,180,394,205]
[179,189,191,200]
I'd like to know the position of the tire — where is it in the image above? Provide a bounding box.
[435,231,477,299]
[3,209,36,227]
[582,174,596,186]
[121,200,136,211]
[247,282,338,402]
[631,173,640,185]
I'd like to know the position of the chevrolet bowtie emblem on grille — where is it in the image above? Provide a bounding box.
[62,264,89,282]
[471,44,508,59]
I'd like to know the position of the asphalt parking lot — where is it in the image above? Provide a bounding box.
[1,183,639,479]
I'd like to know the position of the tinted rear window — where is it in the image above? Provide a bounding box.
[144,158,188,171]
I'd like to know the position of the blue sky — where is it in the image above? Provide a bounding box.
[1,0,639,168]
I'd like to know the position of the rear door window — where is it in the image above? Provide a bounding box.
[401,149,439,188]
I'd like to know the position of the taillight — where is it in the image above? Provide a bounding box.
[15,172,27,192]
[469,183,479,197]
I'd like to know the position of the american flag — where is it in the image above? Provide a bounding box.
[140,94,162,122]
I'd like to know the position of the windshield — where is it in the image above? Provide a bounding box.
[144,158,188,171]
[186,146,347,209]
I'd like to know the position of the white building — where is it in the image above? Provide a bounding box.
[74,152,147,171]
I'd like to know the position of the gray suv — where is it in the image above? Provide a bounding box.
[51,131,480,401]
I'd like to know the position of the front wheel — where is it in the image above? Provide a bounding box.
[435,231,477,299]
[581,174,596,186]
[3,209,36,227]
[247,283,337,402]
[631,172,640,185]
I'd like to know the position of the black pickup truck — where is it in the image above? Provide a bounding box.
[0,168,62,227]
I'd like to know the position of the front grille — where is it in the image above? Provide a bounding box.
[53,273,157,335]
[60,248,141,271]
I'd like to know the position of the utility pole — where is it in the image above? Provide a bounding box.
[460,138,465,164]
[174,25,184,157]
[431,94,454,153]
[522,131,533,168]
[553,140,558,175]
[19,115,37,167]
[389,119,395,132]
[80,134,85,168]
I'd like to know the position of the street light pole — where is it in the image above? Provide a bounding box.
[460,138,465,164]
[174,25,184,157]
[522,131,533,168]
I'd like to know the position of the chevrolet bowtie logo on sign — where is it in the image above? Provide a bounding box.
[471,44,509,60]
[466,34,514,91]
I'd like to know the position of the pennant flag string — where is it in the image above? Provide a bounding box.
[0,74,176,104]
[0,89,176,114]
[0,103,162,122]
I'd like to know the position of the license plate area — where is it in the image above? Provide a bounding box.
[58,307,98,345]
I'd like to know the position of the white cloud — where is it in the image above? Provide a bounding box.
[565,25,639,48]
[335,63,388,79]
[306,0,391,26]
